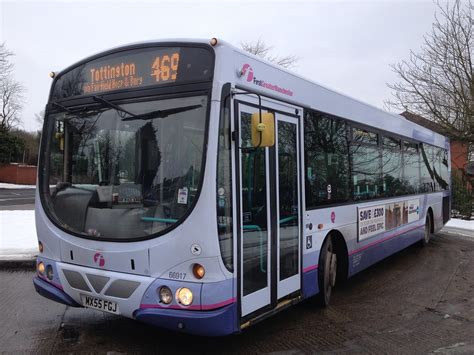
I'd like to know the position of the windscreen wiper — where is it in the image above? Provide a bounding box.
[51,102,73,113]
[121,104,202,121]
[50,102,84,121]
[93,95,137,118]
[49,100,118,123]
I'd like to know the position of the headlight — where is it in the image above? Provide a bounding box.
[176,288,193,306]
[158,286,173,305]
[46,265,54,280]
[37,262,45,275]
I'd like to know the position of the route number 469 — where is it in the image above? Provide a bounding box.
[151,53,180,82]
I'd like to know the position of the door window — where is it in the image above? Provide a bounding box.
[241,112,269,296]
[278,121,299,281]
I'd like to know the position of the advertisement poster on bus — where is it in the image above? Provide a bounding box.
[358,204,385,241]
[358,198,421,241]
[407,199,420,223]
[385,201,404,230]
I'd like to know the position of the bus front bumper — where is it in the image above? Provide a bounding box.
[134,303,237,336]
[33,276,81,307]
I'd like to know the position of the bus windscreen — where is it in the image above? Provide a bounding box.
[51,46,214,100]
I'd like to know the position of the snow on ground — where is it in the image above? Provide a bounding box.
[0,210,37,259]
[0,182,36,189]
[445,218,474,231]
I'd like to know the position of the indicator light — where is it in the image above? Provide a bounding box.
[49,71,55,78]
[192,263,205,279]
[38,241,43,253]
[37,262,45,275]
[210,38,218,46]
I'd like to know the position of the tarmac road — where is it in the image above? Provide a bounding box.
[0,188,35,210]
[1,231,474,353]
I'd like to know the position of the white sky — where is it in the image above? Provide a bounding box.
[0,0,444,131]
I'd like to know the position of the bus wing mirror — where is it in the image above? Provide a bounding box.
[251,112,275,148]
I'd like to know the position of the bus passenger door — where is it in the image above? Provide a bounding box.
[236,100,301,319]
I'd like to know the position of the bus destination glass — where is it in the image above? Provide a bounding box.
[51,46,214,100]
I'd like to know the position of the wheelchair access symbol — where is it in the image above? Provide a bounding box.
[306,235,312,250]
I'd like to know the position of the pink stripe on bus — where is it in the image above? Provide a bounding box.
[303,264,318,273]
[349,224,424,256]
[140,297,236,311]
[140,303,201,310]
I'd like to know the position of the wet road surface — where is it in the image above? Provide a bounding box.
[0,188,35,210]
[1,231,474,353]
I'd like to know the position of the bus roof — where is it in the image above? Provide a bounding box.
[211,39,448,149]
[54,38,448,149]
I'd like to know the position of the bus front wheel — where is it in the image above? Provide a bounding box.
[317,236,337,307]
[421,213,433,246]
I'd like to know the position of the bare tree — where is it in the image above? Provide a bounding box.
[386,0,473,144]
[0,43,24,133]
[241,39,299,69]
[0,43,13,80]
[1,77,24,132]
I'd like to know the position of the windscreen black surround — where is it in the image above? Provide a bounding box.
[51,45,214,100]
[40,44,214,242]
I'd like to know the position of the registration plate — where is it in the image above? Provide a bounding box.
[80,294,119,315]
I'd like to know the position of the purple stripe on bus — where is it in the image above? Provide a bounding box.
[349,224,424,256]
[302,267,318,298]
[201,297,236,310]
[134,302,238,336]
[38,273,64,290]
[303,264,318,273]
[201,278,234,309]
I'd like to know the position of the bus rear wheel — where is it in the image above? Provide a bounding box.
[317,236,337,307]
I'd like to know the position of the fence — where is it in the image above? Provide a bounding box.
[451,169,473,219]
[0,163,37,185]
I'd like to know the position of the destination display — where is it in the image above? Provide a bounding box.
[51,46,214,100]
[358,198,420,241]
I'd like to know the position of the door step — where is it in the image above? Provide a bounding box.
[241,295,302,330]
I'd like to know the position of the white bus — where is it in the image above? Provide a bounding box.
[34,38,450,336]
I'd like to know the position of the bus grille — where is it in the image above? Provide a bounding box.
[62,269,140,299]
[86,274,110,293]
[62,270,91,292]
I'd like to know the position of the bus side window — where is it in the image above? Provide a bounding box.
[382,136,403,196]
[304,110,350,208]
[351,127,381,201]
[420,143,434,192]
[402,142,419,194]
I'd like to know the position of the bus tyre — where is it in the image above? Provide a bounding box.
[421,214,433,246]
[317,236,337,307]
